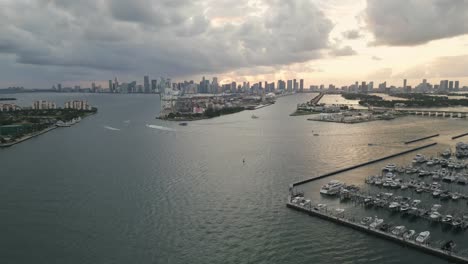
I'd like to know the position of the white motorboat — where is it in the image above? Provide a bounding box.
[388,202,400,210]
[370,218,384,229]
[383,164,396,172]
[391,226,406,236]
[411,200,421,207]
[430,211,442,220]
[320,180,344,195]
[415,231,430,243]
[413,154,426,164]
[441,215,453,225]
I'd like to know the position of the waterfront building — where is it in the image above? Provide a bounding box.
[64,100,91,110]
[0,103,21,112]
[32,100,56,110]
[300,79,304,92]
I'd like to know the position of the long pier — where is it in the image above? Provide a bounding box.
[404,134,439,144]
[452,132,468,140]
[292,142,437,187]
[287,202,468,264]
[310,92,325,105]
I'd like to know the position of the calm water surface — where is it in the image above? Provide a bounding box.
[1,93,468,263]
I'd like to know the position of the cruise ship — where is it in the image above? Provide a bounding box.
[320,180,344,195]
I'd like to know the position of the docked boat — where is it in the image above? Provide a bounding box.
[403,230,416,240]
[441,149,451,158]
[369,218,384,229]
[319,180,344,195]
[388,202,400,210]
[411,200,421,207]
[457,176,467,185]
[452,218,463,228]
[382,164,397,172]
[442,174,456,183]
[391,226,406,236]
[432,190,442,198]
[440,191,450,200]
[429,211,442,221]
[56,120,71,127]
[413,154,426,164]
[400,183,408,190]
[400,203,410,213]
[251,114,259,119]
[441,240,456,251]
[360,216,373,225]
[451,192,461,200]
[415,231,431,243]
[431,204,442,212]
[441,215,453,225]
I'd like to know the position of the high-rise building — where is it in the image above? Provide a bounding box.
[455,81,460,91]
[108,80,113,92]
[293,79,298,91]
[403,79,407,89]
[299,79,304,92]
[449,81,454,91]
[287,80,293,91]
[144,76,150,93]
[151,80,157,93]
[57,83,62,92]
[361,81,367,93]
[277,80,286,91]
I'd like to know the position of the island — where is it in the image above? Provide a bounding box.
[0,98,16,101]
[341,93,468,108]
[157,92,278,121]
[0,100,97,147]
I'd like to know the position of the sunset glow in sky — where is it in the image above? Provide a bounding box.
[2,0,468,88]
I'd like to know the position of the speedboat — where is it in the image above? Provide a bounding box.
[413,154,426,164]
[370,218,384,229]
[403,230,416,240]
[400,183,408,190]
[440,192,450,200]
[320,180,344,195]
[388,202,400,210]
[431,204,442,212]
[391,226,406,236]
[433,190,442,198]
[442,215,453,225]
[430,211,442,221]
[415,231,431,243]
[360,216,373,226]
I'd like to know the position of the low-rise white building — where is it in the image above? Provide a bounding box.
[64,100,91,110]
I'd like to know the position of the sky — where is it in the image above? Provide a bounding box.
[2,0,468,88]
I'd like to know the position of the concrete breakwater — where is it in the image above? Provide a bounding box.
[292,142,437,187]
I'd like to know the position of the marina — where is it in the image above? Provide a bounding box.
[288,141,468,263]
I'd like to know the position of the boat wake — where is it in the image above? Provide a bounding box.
[146,124,176,132]
[103,126,121,131]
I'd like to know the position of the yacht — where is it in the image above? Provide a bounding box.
[457,176,467,185]
[431,204,442,211]
[415,231,431,243]
[432,190,442,198]
[400,203,410,213]
[370,218,384,229]
[319,180,344,195]
[403,230,416,240]
[452,218,463,228]
[56,120,71,127]
[451,192,461,200]
[391,226,406,236]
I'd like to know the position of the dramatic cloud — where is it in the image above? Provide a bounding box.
[396,55,468,79]
[342,29,362,39]
[367,68,392,80]
[329,45,357,56]
[0,0,333,86]
[365,0,468,46]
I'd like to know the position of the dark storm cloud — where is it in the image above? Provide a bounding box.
[0,0,333,86]
[365,0,468,46]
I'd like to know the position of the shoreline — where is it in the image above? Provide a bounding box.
[0,112,95,148]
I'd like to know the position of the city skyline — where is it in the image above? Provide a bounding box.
[2,1,468,88]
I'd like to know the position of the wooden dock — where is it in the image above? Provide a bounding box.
[404,134,439,144]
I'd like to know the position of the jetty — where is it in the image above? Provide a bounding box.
[404,134,439,144]
[452,132,468,140]
[292,142,437,187]
[287,202,468,264]
[310,92,325,105]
